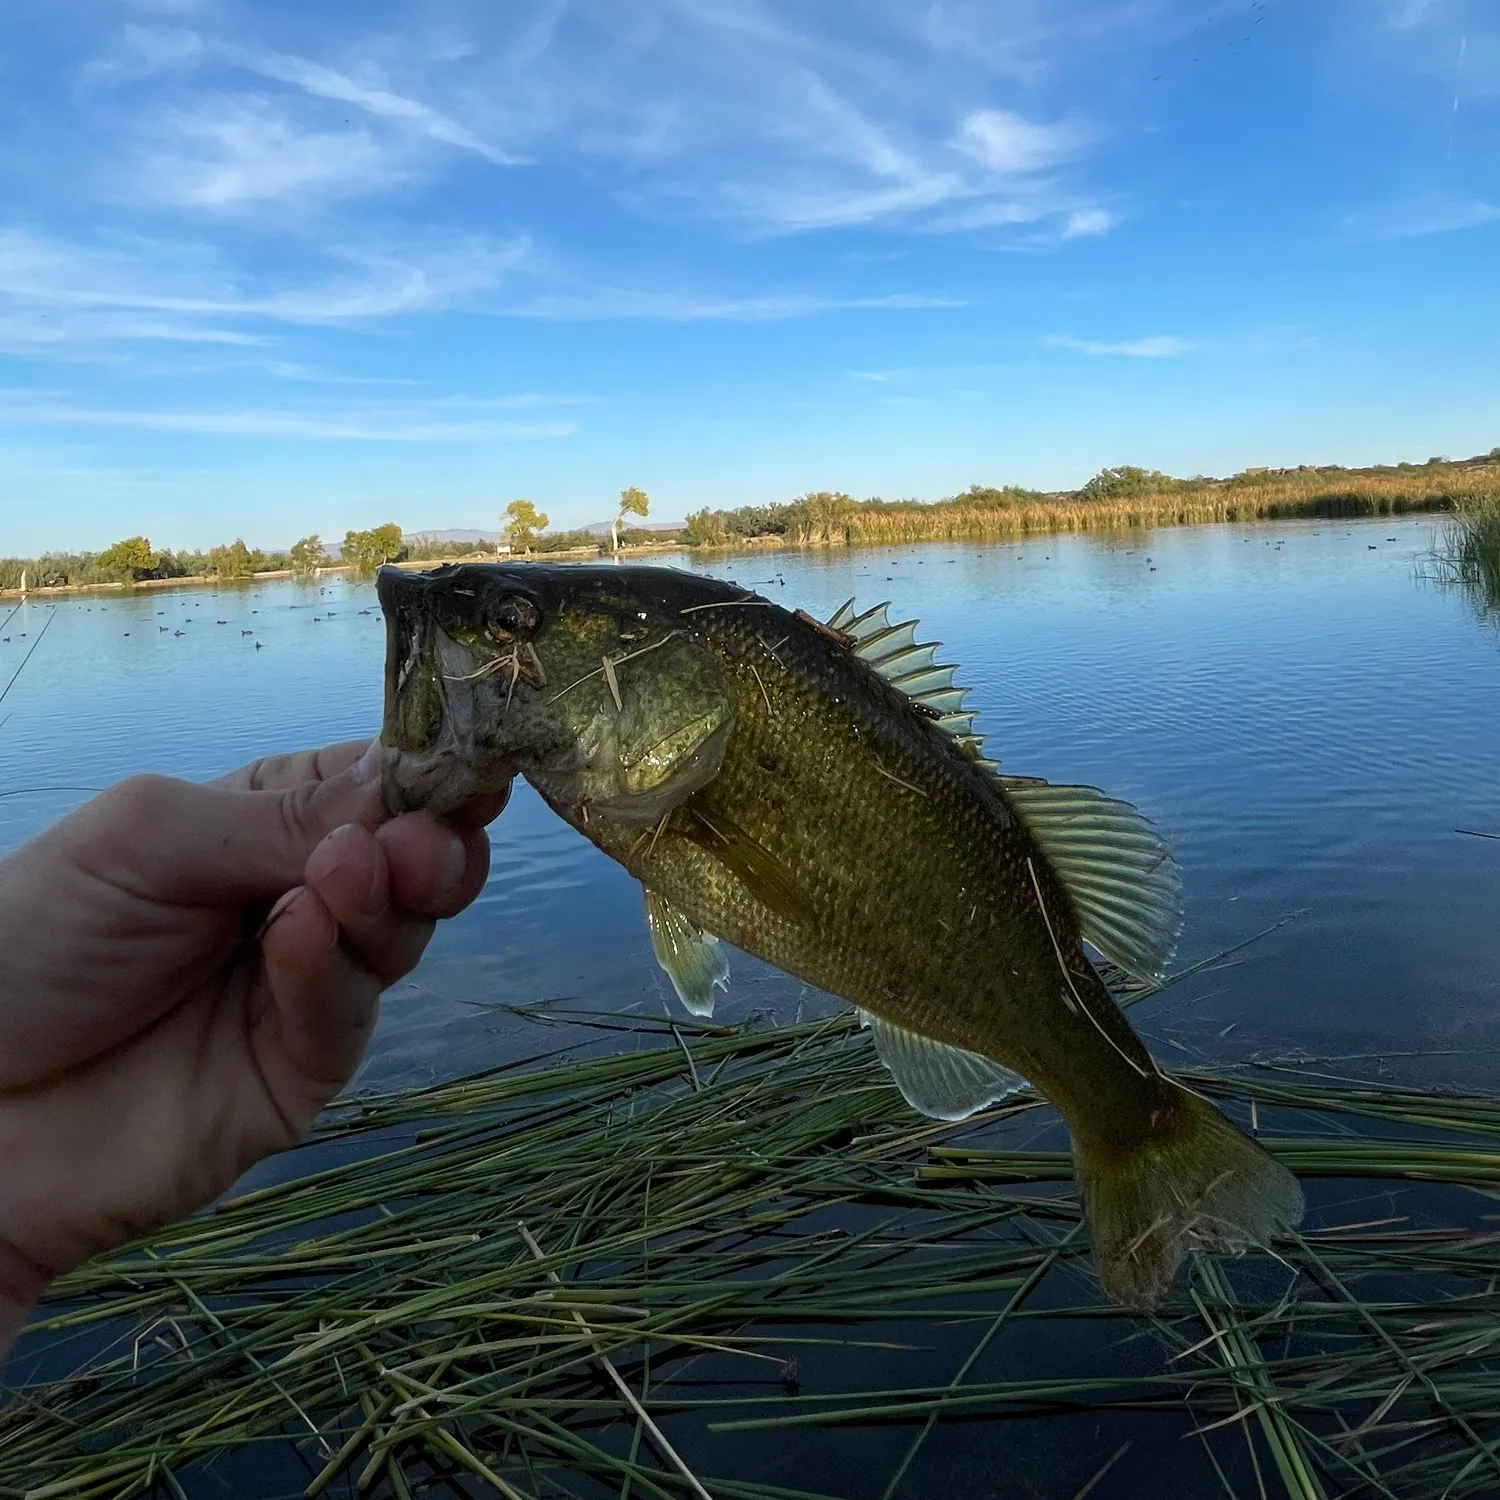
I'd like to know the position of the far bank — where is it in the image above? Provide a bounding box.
[5,459,1493,602]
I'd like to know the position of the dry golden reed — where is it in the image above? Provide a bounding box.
[792,464,1500,548]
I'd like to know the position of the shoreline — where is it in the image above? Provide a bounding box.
[0,541,696,601]
[0,504,1455,602]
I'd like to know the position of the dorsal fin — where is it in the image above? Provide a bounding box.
[826,596,1182,985]
[825,598,980,749]
[998,778,1182,983]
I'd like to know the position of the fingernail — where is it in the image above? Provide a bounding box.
[433,831,467,907]
[323,822,388,910]
[256,887,302,941]
[353,740,389,784]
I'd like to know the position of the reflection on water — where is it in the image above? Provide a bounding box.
[6,517,1500,1500]
[1,514,1497,1093]
[1422,503,1500,629]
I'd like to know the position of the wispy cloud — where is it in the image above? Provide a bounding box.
[1063,207,1115,237]
[1044,334,1193,358]
[1385,0,1443,31]
[264,361,422,385]
[92,26,522,210]
[1334,196,1500,242]
[0,399,578,443]
[68,2,1129,242]
[0,227,956,360]
[952,109,1091,174]
[0,229,528,352]
[87,22,205,79]
[139,97,406,209]
[0,309,268,358]
[679,83,1105,235]
[497,286,962,320]
[238,49,522,167]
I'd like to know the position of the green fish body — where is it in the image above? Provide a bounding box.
[378,562,1302,1307]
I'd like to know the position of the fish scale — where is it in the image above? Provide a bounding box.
[378,561,1304,1308]
[573,600,1162,1138]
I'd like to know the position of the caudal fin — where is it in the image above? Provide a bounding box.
[1074,1084,1303,1309]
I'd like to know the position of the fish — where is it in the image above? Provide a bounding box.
[376,562,1303,1308]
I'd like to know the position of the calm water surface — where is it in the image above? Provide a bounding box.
[3,515,1495,1092]
[5,515,1500,1497]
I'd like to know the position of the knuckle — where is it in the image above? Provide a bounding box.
[101,774,180,837]
[277,783,311,845]
[237,755,271,790]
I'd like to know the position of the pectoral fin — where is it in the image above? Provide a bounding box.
[645,887,729,1018]
[860,1012,1029,1121]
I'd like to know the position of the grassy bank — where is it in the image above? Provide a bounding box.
[684,457,1500,549]
[7,1005,1500,1500]
[8,453,1497,599]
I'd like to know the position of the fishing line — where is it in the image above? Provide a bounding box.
[1027,855,1152,1080]
[0,785,104,800]
[0,610,56,711]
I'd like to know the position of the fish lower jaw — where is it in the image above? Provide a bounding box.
[382,745,514,818]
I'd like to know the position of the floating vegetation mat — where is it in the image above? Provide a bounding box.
[5,1012,1500,1500]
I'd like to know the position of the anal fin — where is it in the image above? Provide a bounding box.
[860,1012,1029,1120]
[645,887,729,1018]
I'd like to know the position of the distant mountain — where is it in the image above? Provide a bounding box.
[403,528,502,545]
[582,519,686,536]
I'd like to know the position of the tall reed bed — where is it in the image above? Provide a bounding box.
[1423,499,1500,624]
[807,467,1500,547]
[6,1011,1500,1500]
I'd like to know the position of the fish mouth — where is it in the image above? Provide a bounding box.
[376,565,536,817]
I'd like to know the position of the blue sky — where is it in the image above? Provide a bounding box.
[1,0,1497,552]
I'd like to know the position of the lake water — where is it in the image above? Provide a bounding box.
[6,515,1500,1498]
[2,514,1496,1096]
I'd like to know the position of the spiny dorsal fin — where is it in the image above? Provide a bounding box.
[998,778,1182,984]
[645,887,729,1018]
[826,599,1182,984]
[825,598,980,749]
[859,1011,1029,1120]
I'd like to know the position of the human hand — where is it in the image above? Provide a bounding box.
[0,740,507,1355]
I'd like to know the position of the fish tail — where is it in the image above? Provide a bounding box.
[1073,1082,1303,1309]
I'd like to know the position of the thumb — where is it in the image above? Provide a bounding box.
[70,750,393,907]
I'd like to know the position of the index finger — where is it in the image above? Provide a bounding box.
[216,740,373,793]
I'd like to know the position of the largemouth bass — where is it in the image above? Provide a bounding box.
[377,561,1302,1307]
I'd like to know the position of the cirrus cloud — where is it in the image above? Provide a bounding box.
[1044,333,1194,358]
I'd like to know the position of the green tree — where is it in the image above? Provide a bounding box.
[96,536,159,583]
[683,506,729,546]
[960,483,1045,507]
[791,491,857,544]
[290,534,329,574]
[611,485,650,552]
[503,500,548,554]
[208,538,263,579]
[342,523,406,570]
[1077,466,1181,503]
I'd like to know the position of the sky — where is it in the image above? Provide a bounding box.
[1,0,1497,553]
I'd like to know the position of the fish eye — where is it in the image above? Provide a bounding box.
[491,594,541,636]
